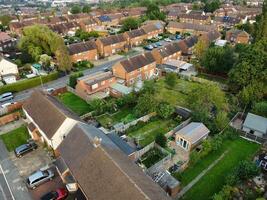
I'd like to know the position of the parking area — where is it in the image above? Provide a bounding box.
[8,144,66,200]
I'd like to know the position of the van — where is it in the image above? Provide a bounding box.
[0,92,13,102]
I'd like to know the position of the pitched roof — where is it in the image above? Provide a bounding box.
[78,71,114,86]
[23,90,80,139]
[167,22,216,32]
[243,113,267,134]
[184,36,198,48]
[200,30,221,43]
[179,13,209,20]
[156,42,181,58]
[99,34,126,46]
[68,40,97,55]
[125,28,146,38]
[176,122,210,144]
[58,122,171,200]
[0,32,12,42]
[119,52,155,73]
[142,23,163,34]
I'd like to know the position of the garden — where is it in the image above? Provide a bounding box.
[0,126,30,151]
[140,147,167,168]
[174,131,260,200]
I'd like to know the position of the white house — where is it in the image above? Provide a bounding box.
[174,122,210,151]
[0,57,18,84]
[242,113,267,138]
[23,90,81,150]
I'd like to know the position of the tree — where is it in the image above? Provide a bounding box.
[253,0,267,41]
[71,5,81,14]
[19,25,72,71]
[0,15,12,27]
[165,73,177,88]
[134,93,158,117]
[213,185,235,200]
[69,72,83,88]
[40,54,52,68]
[203,0,221,13]
[142,80,156,95]
[121,17,140,32]
[75,29,99,40]
[155,133,167,148]
[157,102,175,119]
[252,101,267,117]
[200,45,235,73]
[187,83,228,132]
[194,38,209,60]
[82,5,91,13]
[146,2,166,21]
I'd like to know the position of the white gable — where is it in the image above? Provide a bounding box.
[0,58,18,76]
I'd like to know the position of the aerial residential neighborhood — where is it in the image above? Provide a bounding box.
[0,0,266,200]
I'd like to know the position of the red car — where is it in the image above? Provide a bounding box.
[40,188,68,200]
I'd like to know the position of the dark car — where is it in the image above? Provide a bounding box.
[41,188,68,200]
[14,141,37,157]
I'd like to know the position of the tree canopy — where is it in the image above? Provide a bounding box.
[0,15,12,27]
[19,25,72,71]
[203,0,221,12]
[146,2,166,21]
[71,5,82,14]
[121,17,140,32]
[253,0,267,41]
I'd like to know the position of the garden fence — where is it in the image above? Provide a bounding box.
[134,142,155,160]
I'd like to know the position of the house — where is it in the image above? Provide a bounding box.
[175,122,210,151]
[0,32,17,52]
[97,15,112,26]
[151,42,182,64]
[166,22,216,35]
[23,90,81,151]
[95,34,128,57]
[213,16,241,30]
[75,71,116,100]
[0,57,18,84]
[55,122,171,200]
[242,113,267,139]
[79,18,98,32]
[68,40,98,63]
[141,22,164,39]
[177,36,198,56]
[226,29,250,44]
[48,21,80,36]
[179,14,211,25]
[199,30,221,44]
[123,29,147,47]
[112,52,157,86]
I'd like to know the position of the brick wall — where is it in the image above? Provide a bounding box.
[0,112,21,126]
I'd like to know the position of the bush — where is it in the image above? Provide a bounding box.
[252,101,267,118]
[165,73,177,88]
[0,72,58,94]
[156,102,175,119]
[69,72,83,88]
[155,133,167,148]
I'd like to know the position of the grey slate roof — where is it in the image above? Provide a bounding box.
[243,113,267,134]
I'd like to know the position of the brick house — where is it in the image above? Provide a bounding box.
[95,34,128,57]
[226,29,250,44]
[48,21,80,36]
[112,52,157,86]
[141,22,164,39]
[75,71,116,100]
[123,28,147,47]
[166,22,216,35]
[151,42,182,64]
[179,14,211,25]
[0,32,17,52]
[79,18,98,32]
[68,40,98,63]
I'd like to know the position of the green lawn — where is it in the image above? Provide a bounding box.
[181,138,260,200]
[0,126,30,151]
[126,118,177,147]
[96,107,134,128]
[154,78,200,107]
[57,92,92,116]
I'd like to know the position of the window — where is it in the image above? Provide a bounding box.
[92,83,98,89]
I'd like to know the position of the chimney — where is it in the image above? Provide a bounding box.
[93,136,102,148]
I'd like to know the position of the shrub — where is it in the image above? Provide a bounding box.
[69,72,83,88]
[0,72,58,94]
[252,101,267,118]
[155,133,167,148]
[157,102,175,119]
[165,73,177,88]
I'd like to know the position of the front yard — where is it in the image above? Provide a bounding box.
[0,126,30,151]
[57,92,93,116]
[179,137,260,200]
[126,117,177,147]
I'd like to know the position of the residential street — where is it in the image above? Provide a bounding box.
[12,56,125,103]
[0,171,13,200]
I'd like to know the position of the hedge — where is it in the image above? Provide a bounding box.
[0,72,59,94]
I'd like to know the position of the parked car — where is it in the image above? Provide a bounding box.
[41,188,68,200]
[46,88,55,94]
[152,43,158,48]
[1,102,16,108]
[176,34,182,39]
[14,140,38,157]
[144,45,154,50]
[0,92,13,103]
[26,168,54,189]
[169,35,176,40]
[155,41,163,46]
[164,38,172,42]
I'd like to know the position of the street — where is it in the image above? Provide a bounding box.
[0,170,13,200]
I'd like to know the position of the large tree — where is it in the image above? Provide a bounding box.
[71,5,81,14]
[254,0,267,41]
[146,2,166,21]
[200,45,235,73]
[19,25,72,71]
[0,15,12,27]
[121,17,140,32]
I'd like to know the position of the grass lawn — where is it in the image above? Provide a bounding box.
[141,148,166,168]
[96,107,134,128]
[0,126,30,151]
[57,92,92,116]
[126,118,177,147]
[154,78,200,107]
[180,138,260,200]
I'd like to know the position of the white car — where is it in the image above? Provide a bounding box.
[1,102,16,108]
[45,88,55,94]
[164,38,172,42]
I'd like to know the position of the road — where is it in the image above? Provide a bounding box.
[13,57,124,102]
[0,171,13,200]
